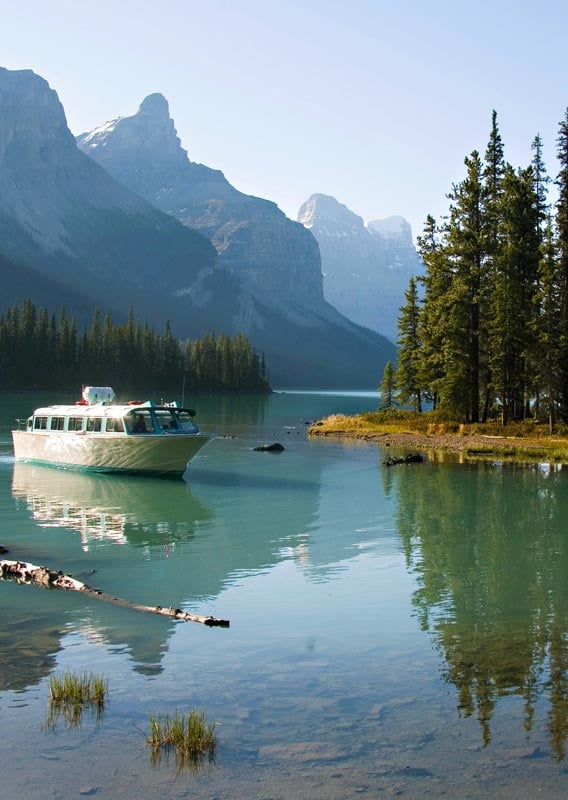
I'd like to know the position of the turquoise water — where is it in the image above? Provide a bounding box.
[2,389,568,798]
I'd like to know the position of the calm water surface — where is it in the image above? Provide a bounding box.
[2,389,568,798]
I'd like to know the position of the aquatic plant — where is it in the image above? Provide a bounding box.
[44,671,108,730]
[148,709,217,772]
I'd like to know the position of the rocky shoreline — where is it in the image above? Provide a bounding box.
[308,426,559,456]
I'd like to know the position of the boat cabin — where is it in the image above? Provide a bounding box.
[25,403,199,436]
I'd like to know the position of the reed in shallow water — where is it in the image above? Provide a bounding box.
[44,671,108,730]
[148,708,217,772]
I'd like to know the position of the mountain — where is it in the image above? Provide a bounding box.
[76,93,396,386]
[77,93,323,301]
[0,67,225,333]
[297,194,423,340]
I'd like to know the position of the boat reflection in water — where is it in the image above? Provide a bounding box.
[8,463,216,681]
[11,462,213,551]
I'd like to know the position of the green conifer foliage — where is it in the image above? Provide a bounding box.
[379,361,396,409]
[395,277,422,412]
[396,110,553,425]
[0,301,270,394]
[555,108,568,420]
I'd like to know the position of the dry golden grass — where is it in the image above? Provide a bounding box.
[308,410,568,462]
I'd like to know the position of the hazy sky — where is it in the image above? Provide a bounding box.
[2,0,567,240]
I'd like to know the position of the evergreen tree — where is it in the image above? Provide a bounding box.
[0,299,269,393]
[379,361,396,409]
[536,217,561,430]
[489,166,540,423]
[442,151,487,422]
[555,108,568,420]
[395,276,423,412]
[531,133,551,243]
[416,215,450,409]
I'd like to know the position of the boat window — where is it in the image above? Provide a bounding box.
[175,410,198,433]
[127,410,155,433]
[68,417,84,432]
[154,409,179,430]
[86,417,102,433]
[33,416,48,430]
[50,417,65,431]
[106,417,125,433]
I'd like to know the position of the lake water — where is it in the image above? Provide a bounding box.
[2,389,568,799]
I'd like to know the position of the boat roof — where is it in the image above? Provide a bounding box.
[30,402,196,417]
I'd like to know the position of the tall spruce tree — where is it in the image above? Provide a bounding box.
[379,361,396,409]
[480,111,506,420]
[442,151,487,422]
[489,166,540,423]
[395,276,422,412]
[531,133,551,243]
[555,108,568,421]
[416,215,451,409]
[536,217,561,430]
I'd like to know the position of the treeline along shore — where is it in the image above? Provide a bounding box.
[0,299,271,394]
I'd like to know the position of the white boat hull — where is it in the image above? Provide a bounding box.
[12,430,213,477]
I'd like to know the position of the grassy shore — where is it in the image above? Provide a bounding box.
[308,410,568,463]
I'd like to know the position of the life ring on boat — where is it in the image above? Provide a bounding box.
[75,399,88,405]
[127,400,143,405]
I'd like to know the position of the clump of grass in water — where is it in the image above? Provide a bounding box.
[148,709,217,773]
[44,671,108,730]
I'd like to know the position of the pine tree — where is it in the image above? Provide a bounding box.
[395,276,422,412]
[379,361,396,409]
[536,217,561,430]
[489,166,540,423]
[531,133,551,243]
[555,108,568,420]
[416,215,450,409]
[442,151,487,421]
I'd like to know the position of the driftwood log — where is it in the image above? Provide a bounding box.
[0,559,229,627]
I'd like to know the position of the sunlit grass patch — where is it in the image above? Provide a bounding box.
[309,409,568,464]
[44,671,108,730]
[148,709,217,773]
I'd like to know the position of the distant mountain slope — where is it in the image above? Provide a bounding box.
[297,194,423,340]
[77,93,323,301]
[0,67,227,332]
[77,93,396,386]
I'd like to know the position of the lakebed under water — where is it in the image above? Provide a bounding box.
[1,389,568,799]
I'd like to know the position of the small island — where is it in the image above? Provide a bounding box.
[308,109,568,468]
[308,411,568,463]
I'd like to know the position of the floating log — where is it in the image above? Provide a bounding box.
[383,453,424,467]
[0,559,229,627]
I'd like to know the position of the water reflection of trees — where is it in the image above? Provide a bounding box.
[394,460,568,759]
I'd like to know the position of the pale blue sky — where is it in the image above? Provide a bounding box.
[2,0,567,240]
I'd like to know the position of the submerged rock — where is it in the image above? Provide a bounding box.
[383,453,423,466]
[253,442,285,452]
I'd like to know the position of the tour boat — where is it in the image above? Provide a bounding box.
[11,386,214,478]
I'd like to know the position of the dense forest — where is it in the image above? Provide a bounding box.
[0,301,270,394]
[391,109,568,429]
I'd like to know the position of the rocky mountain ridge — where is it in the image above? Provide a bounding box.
[297,194,423,339]
[1,68,395,387]
[77,95,323,301]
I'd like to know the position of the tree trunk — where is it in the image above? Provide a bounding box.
[0,559,229,627]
